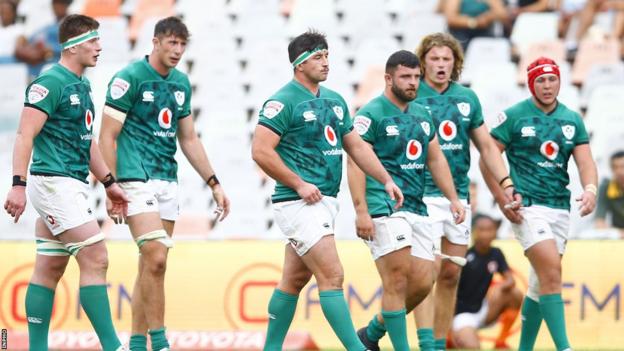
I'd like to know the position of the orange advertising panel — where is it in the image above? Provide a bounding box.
[0,240,622,349]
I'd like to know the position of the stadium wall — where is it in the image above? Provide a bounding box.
[0,240,622,349]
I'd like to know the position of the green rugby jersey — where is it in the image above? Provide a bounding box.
[354,95,434,216]
[416,80,484,199]
[258,80,353,202]
[104,57,192,182]
[491,99,589,210]
[25,64,95,182]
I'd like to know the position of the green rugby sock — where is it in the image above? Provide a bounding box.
[540,293,571,351]
[519,296,542,351]
[434,337,446,350]
[319,290,366,351]
[366,314,386,342]
[417,328,435,351]
[264,289,298,351]
[129,334,148,351]
[382,309,409,351]
[79,285,122,351]
[149,327,170,350]
[25,283,54,351]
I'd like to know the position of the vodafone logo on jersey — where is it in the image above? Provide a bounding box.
[84,110,93,131]
[324,125,337,146]
[158,108,173,129]
[540,141,559,160]
[439,120,457,141]
[406,140,422,160]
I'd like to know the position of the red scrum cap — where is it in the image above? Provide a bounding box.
[527,57,560,97]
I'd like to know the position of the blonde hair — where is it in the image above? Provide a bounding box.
[416,32,465,82]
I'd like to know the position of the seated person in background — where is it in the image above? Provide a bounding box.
[504,0,550,36]
[0,0,24,63]
[14,0,71,77]
[444,0,508,50]
[451,214,523,349]
[595,150,624,238]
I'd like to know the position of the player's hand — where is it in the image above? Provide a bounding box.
[296,182,322,204]
[449,199,466,224]
[499,187,523,224]
[384,181,404,209]
[576,189,596,217]
[355,211,375,241]
[4,186,27,223]
[211,184,230,221]
[105,183,129,221]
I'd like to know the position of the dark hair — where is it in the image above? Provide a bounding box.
[288,29,328,64]
[154,16,189,40]
[472,213,501,229]
[416,32,464,81]
[386,50,420,74]
[58,14,99,44]
[610,150,624,163]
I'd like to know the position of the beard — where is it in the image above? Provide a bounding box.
[391,84,416,103]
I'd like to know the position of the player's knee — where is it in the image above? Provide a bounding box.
[539,270,562,292]
[290,271,313,292]
[438,264,461,287]
[77,243,109,273]
[142,249,168,276]
[454,331,479,349]
[34,257,68,283]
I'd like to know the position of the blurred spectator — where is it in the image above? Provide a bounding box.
[444,0,508,49]
[451,214,523,349]
[565,0,623,53]
[0,0,23,63]
[14,0,71,77]
[504,0,550,36]
[557,0,588,41]
[595,151,624,238]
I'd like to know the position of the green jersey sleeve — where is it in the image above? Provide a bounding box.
[353,111,376,143]
[179,75,192,118]
[490,111,512,146]
[468,90,485,130]
[574,114,589,145]
[258,99,292,136]
[24,75,63,117]
[105,71,136,113]
[335,97,353,136]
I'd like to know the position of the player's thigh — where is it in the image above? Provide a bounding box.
[273,196,339,257]
[300,235,343,281]
[126,211,164,236]
[28,176,96,236]
[365,216,412,261]
[279,243,313,292]
[161,219,175,236]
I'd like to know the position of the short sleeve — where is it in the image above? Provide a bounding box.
[353,111,376,143]
[105,70,135,113]
[469,92,485,130]
[490,111,512,147]
[24,75,63,117]
[574,115,590,145]
[179,76,192,118]
[258,99,291,136]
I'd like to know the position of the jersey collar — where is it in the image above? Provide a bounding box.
[290,79,322,98]
[420,79,453,96]
[142,56,172,80]
[380,94,409,114]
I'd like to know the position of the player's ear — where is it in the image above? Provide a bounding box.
[151,36,159,48]
[384,73,393,87]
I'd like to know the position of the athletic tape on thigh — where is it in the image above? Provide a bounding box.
[136,229,173,248]
[64,233,105,256]
[36,238,71,256]
[527,265,540,301]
